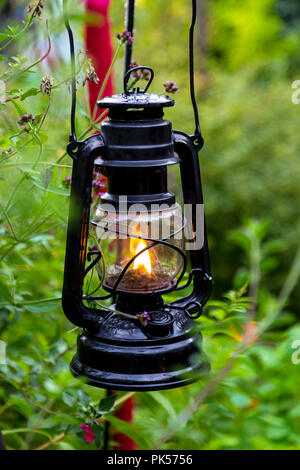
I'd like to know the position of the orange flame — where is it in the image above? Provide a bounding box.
[133,239,152,274]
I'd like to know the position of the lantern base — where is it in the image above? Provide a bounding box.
[70,307,210,391]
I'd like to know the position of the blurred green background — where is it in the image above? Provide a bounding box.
[0,0,299,450]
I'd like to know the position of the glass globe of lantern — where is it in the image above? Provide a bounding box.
[91,203,185,294]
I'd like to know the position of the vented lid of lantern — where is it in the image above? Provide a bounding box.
[95,66,179,168]
[98,92,174,110]
[97,66,174,111]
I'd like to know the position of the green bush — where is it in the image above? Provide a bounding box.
[0,0,299,450]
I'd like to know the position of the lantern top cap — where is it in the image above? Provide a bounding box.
[98,92,174,110]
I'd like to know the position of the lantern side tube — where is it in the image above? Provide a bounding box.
[172,131,212,314]
[62,134,106,329]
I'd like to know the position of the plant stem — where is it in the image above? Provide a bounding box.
[0,297,61,308]
[0,201,16,239]
[247,237,261,320]
[55,109,108,164]
[92,42,122,120]
[35,392,136,451]
[0,3,39,53]
[1,163,72,169]
[4,31,51,83]
[154,243,300,448]
[2,428,52,440]
[36,432,65,451]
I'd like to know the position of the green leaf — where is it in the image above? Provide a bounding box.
[33,393,47,404]
[78,390,91,408]
[57,442,76,450]
[40,167,54,188]
[20,88,39,101]
[92,423,104,448]
[53,414,82,426]
[10,334,32,351]
[229,391,251,409]
[62,391,77,407]
[2,428,52,440]
[37,131,48,143]
[66,424,84,435]
[9,97,27,117]
[0,279,12,302]
[266,426,289,441]
[147,391,176,419]
[288,404,300,419]
[23,298,61,313]
[6,25,18,35]
[0,33,9,42]
[104,415,149,449]
[28,176,70,196]
[98,394,117,413]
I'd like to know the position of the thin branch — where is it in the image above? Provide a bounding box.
[21,388,57,416]
[0,201,17,240]
[114,392,136,408]
[2,61,84,104]
[247,238,261,320]
[4,28,51,83]
[92,42,121,120]
[36,432,65,451]
[1,162,72,169]
[2,428,52,440]
[32,131,43,169]
[37,92,51,132]
[0,297,61,308]
[0,2,40,53]
[154,243,300,448]
[35,392,136,450]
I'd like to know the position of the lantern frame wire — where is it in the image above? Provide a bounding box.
[83,224,188,299]
[83,221,211,320]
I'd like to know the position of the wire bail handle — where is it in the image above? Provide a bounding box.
[124,0,204,150]
[123,66,154,95]
[65,0,204,151]
[189,0,204,150]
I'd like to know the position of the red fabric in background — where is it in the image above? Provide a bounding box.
[113,396,136,450]
[85,0,114,119]
[84,0,137,451]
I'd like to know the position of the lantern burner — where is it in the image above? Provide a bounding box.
[70,305,210,391]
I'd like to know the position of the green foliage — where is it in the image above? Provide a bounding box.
[0,0,299,451]
[208,0,299,72]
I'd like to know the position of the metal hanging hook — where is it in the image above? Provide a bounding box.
[190,0,204,150]
[123,66,154,95]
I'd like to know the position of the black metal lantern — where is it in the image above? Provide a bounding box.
[62,0,212,391]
